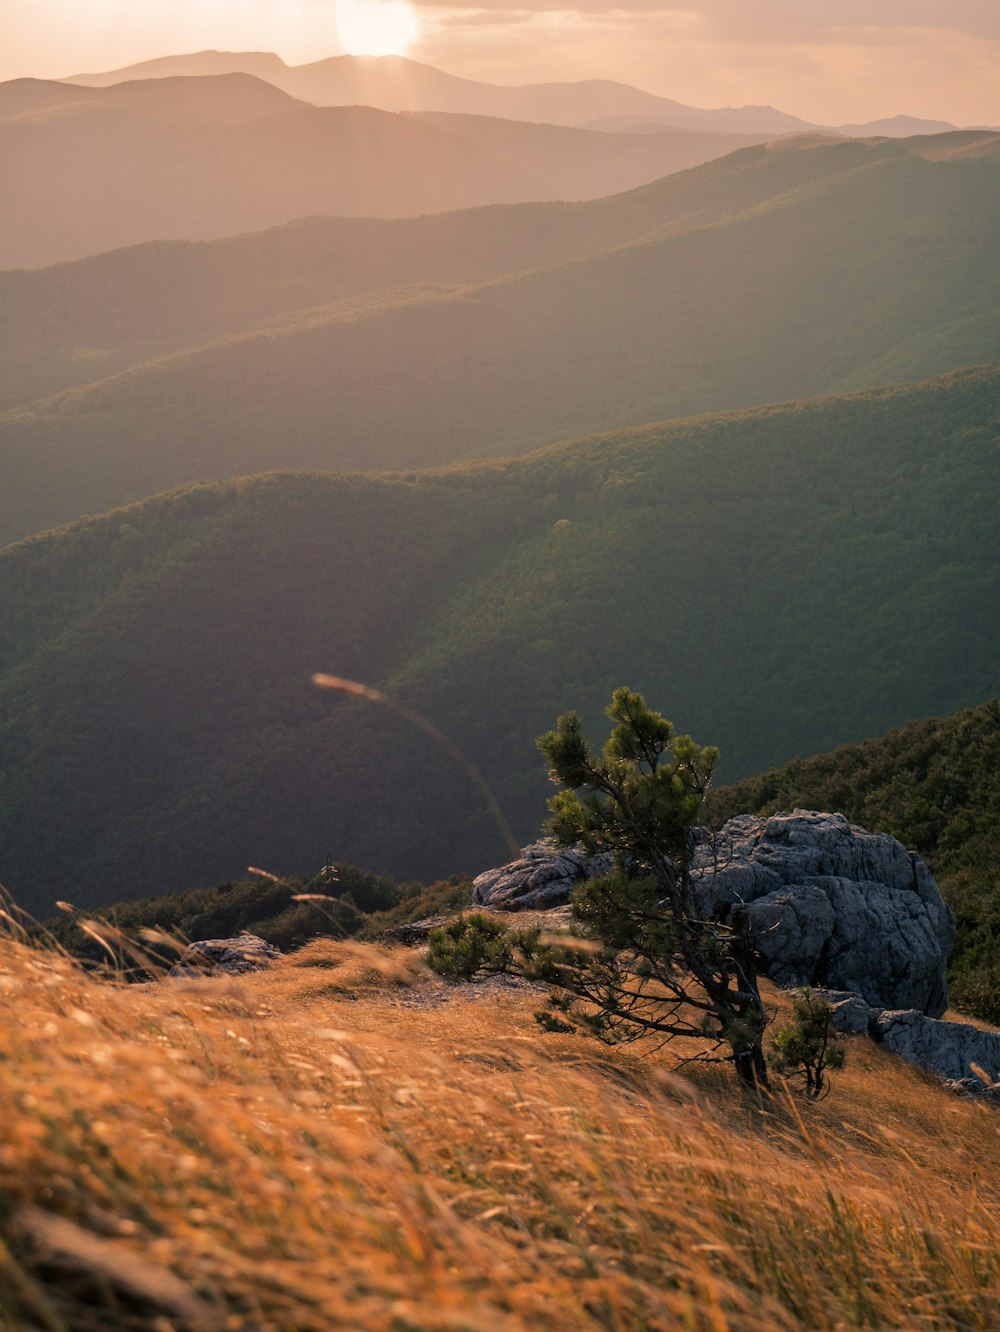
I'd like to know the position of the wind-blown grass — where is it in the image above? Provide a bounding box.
[1,934,998,1329]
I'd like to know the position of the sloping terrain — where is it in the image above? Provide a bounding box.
[0,364,997,915]
[0,74,773,268]
[2,134,998,546]
[1,937,998,1329]
[0,131,887,415]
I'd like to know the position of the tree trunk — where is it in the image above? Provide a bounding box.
[734,1040,770,1094]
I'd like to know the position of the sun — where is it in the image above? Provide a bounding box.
[335,0,420,57]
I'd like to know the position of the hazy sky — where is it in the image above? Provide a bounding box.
[4,0,1000,125]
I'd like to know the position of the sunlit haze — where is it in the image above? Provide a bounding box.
[336,0,419,56]
[3,0,999,125]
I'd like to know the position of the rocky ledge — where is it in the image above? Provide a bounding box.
[472,840,611,911]
[822,990,1000,1101]
[690,810,954,1016]
[473,811,954,1016]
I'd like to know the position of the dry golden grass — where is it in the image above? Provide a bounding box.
[1,935,998,1330]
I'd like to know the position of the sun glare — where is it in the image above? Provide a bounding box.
[335,0,419,57]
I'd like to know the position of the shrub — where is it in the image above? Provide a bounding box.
[427,915,539,981]
[770,989,846,1098]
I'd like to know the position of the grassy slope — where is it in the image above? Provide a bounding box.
[0,364,998,915]
[1,138,999,544]
[1,935,998,1329]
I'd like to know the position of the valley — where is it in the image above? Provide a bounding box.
[1,29,998,1329]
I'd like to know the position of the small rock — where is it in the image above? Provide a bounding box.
[873,1007,1000,1087]
[168,934,280,977]
[471,839,612,910]
[382,916,453,947]
[821,991,877,1035]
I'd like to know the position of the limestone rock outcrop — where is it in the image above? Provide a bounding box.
[690,811,954,1016]
[472,811,954,1016]
[821,990,1000,1099]
[168,934,280,977]
[472,839,612,911]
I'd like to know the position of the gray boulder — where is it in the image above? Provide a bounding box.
[821,990,1000,1099]
[691,811,953,1016]
[472,811,953,1016]
[472,839,612,910]
[874,1008,1000,1091]
[168,933,280,977]
[819,990,873,1035]
[382,916,453,947]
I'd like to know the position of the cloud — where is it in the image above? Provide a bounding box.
[684,1,1000,43]
[414,2,1000,126]
[414,0,1000,43]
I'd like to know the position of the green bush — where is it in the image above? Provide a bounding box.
[427,914,539,981]
[770,990,847,1098]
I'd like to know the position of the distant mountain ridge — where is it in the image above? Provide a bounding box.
[1,133,998,546]
[63,50,999,137]
[0,363,997,915]
[64,50,815,135]
[0,73,774,267]
[0,71,300,124]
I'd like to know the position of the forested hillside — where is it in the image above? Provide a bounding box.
[0,135,842,413]
[708,699,1000,1022]
[2,136,998,545]
[1,364,997,916]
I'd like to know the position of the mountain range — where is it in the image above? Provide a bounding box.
[1,131,998,545]
[65,50,998,139]
[0,73,774,268]
[1,363,997,915]
[3,38,1000,1329]
[64,51,816,134]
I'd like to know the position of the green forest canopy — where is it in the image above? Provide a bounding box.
[0,363,997,917]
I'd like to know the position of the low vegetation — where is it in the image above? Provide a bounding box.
[39,870,473,973]
[0,934,996,1329]
[769,990,847,1099]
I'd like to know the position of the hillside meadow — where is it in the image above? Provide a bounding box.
[1,932,998,1330]
[0,364,997,916]
[2,135,999,544]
